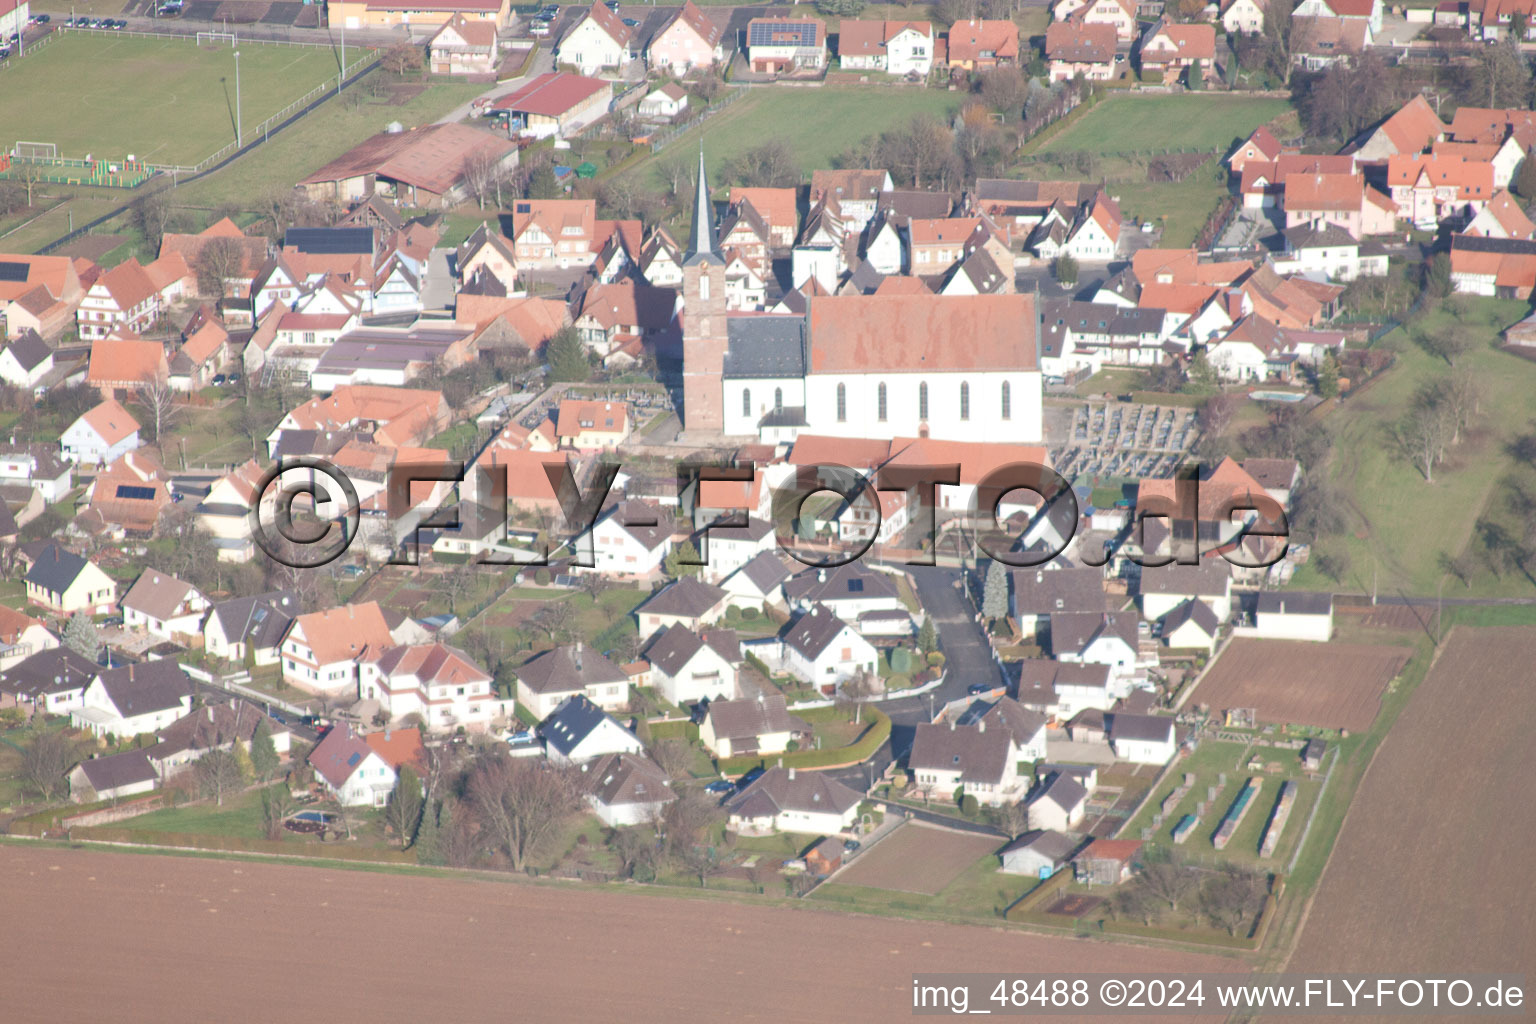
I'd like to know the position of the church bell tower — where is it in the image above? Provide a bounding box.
[681,146,727,436]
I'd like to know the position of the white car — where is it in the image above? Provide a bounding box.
[529,20,551,35]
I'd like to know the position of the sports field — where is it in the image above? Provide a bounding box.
[0,33,341,165]
[1039,95,1292,156]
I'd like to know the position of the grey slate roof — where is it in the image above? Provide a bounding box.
[542,694,628,758]
[704,693,808,742]
[999,828,1079,863]
[956,696,1047,750]
[781,603,849,659]
[642,624,742,676]
[1256,591,1333,615]
[734,551,792,594]
[208,592,299,651]
[24,544,91,595]
[908,721,1012,785]
[0,647,99,700]
[1048,612,1139,658]
[638,577,727,619]
[603,500,672,551]
[1010,566,1109,617]
[1162,598,1219,637]
[1108,712,1174,744]
[784,562,900,606]
[583,751,674,809]
[1137,562,1230,599]
[725,766,861,818]
[516,643,625,695]
[1029,770,1088,813]
[722,316,807,379]
[4,329,52,373]
[95,658,191,717]
[75,750,158,793]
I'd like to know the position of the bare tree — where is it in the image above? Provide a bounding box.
[725,140,800,188]
[1398,402,1453,483]
[1111,884,1159,926]
[23,732,74,801]
[193,236,247,298]
[384,765,424,847]
[659,788,723,867]
[647,738,694,779]
[1135,847,1198,912]
[441,564,476,616]
[1416,321,1480,367]
[468,754,579,871]
[195,748,246,806]
[838,671,880,725]
[656,151,696,199]
[995,799,1030,840]
[381,41,424,77]
[462,151,512,211]
[260,787,294,840]
[1199,865,1269,936]
[609,822,660,879]
[136,373,179,444]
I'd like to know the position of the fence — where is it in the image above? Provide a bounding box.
[61,24,346,49]
[647,88,747,154]
[0,29,55,71]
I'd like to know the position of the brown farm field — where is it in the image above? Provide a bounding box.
[1193,638,1411,732]
[1287,627,1536,1004]
[0,844,1244,1022]
[831,822,1001,895]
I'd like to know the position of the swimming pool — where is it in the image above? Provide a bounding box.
[1249,390,1307,403]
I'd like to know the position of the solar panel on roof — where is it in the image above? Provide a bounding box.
[0,262,29,283]
[283,227,374,255]
[347,752,362,767]
[115,485,157,501]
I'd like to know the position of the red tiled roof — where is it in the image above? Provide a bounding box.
[1284,172,1364,212]
[946,19,1018,62]
[806,293,1037,374]
[87,338,166,386]
[496,71,610,117]
[1046,21,1116,63]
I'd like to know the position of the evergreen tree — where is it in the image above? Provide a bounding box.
[415,797,444,866]
[250,719,280,782]
[1516,156,1536,201]
[1053,253,1079,286]
[545,326,590,383]
[814,0,864,14]
[1317,352,1341,399]
[62,614,99,660]
[918,615,939,654]
[664,539,702,578]
[232,742,255,784]
[385,765,424,848]
[982,559,1009,621]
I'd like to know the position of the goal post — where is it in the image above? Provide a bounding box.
[196,30,238,47]
[12,141,57,160]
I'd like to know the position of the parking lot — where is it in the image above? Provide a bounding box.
[1051,401,1199,481]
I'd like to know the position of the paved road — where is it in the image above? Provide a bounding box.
[433,46,556,126]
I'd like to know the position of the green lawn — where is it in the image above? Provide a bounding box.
[639,86,962,198]
[0,34,342,165]
[120,786,275,838]
[1039,95,1293,156]
[1109,157,1228,248]
[1288,297,1536,597]
[813,850,1027,923]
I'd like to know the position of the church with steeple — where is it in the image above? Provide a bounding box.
[678,150,1045,447]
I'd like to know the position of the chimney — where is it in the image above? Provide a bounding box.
[817,568,826,583]
[978,719,985,734]
[949,718,955,731]
[787,766,796,781]
[385,728,392,741]
[206,706,213,722]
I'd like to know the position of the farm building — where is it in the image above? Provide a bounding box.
[1073,837,1143,885]
[998,829,1078,877]
[1252,591,1334,641]
[297,123,519,207]
[328,0,510,30]
[494,73,613,140]
[67,751,159,803]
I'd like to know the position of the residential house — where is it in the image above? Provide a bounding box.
[1283,171,1397,239]
[1161,599,1220,651]
[638,82,689,121]
[280,601,397,695]
[493,72,613,140]
[720,550,792,611]
[699,692,810,758]
[68,751,160,803]
[1228,126,1284,176]
[1292,0,1382,35]
[515,643,630,718]
[0,646,96,715]
[0,330,54,390]
[76,260,160,340]
[456,223,519,294]
[1011,566,1110,638]
[202,591,299,666]
[1274,223,1389,281]
[83,451,173,537]
[1252,590,1334,641]
[542,694,644,765]
[783,562,906,628]
[1222,0,1268,33]
[143,698,291,778]
[729,187,799,248]
[558,3,634,75]
[308,721,399,807]
[0,606,58,670]
[810,169,893,232]
[1050,611,1141,677]
[944,19,1020,69]
[72,658,192,739]
[157,218,270,301]
[779,603,879,692]
[167,317,229,392]
[1288,13,1371,66]
[745,17,827,73]
[1138,19,1215,83]
[638,227,685,286]
[361,642,495,733]
[584,500,673,578]
[1045,22,1118,82]
[909,720,1025,807]
[1464,189,1536,240]
[1026,770,1089,830]
[725,766,862,835]
[555,399,630,449]
[1057,0,1139,39]
[428,14,498,74]
[193,459,266,563]
[1450,233,1536,297]
[328,0,510,30]
[998,829,1080,877]
[1387,152,1495,229]
[635,578,729,637]
[84,335,169,395]
[24,544,116,615]
[0,253,85,340]
[0,442,72,503]
[1350,94,1445,161]
[642,625,742,706]
[956,695,1049,761]
[837,19,934,75]
[120,570,209,642]
[582,751,675,826]
[647,0,725,75]
[1108,712,1177,764]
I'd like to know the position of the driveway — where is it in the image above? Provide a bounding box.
[420,248,456,310]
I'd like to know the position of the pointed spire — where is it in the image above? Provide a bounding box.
[684,142,722,266]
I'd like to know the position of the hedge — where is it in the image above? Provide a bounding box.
[716,706,891,775]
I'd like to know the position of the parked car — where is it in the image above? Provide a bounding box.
[842,839,861,854]
[226,372,241,385]
[621,17,637,25]
[703,779,734,795]
[735,766,765,791]
[211,373,227,386]
[967,681,998,695]
[36,13,51,22]
[529,20,550,35]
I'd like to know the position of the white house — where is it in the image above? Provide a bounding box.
[720,552,792,612]
[1137,562,1233,622]
[780,604,878,692]
[642,625,742,706]
[698,518,777,583]
[0,442,72,504]
[120,570,210,642]
[638,83,689,121]
[1050,612,1141,677]
[558,2,634,75]
[634,578,729,638]
[837,19,934,75]
[582,751,676,826]
[72,659,192,740]
[0,646,97,715]
[361,642,496,733]
[908,720,1025,807]
[0,607,59,671]
[0,330,55,390]
[725,766,861,836]
[1026,771,1089,831]
[202,591,298,666]
[280,601,398,696]
[1109,713,1177,765]
[1161,599,1220,651]
[308,722,399,807]
[542,695,644,765]
[24,545,117,617]
[60,398,141,466]
[1251,591,1334,641]
[68,751,160,803]
[1221,0,1267,34]
[515,643,630,719]
[585,500,673,577]
[698,693,809,759]
[783,563,907,627]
